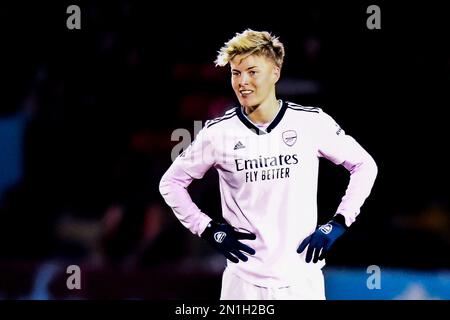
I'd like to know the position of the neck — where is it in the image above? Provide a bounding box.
[244,96,280,124]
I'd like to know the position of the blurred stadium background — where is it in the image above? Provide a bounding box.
[0,2,449,299]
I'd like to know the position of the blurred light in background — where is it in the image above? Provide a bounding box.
[325,268,450,300]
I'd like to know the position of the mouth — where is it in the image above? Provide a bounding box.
[239,89,253,97]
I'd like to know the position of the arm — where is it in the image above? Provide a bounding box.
[316,110,378,227]
[159,126,256,262]
[297,110,377,263]
[159,127,215,236]
[159,163,213,236]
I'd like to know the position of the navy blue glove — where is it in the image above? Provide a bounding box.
[297,214,347,263]
[201,221,256,263]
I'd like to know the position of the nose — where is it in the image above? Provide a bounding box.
[239,73,250,86]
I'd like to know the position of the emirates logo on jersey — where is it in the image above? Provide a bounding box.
[282,130,297,146]
[214,231,227,243]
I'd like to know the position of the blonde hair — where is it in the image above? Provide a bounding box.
[215,29,285,69]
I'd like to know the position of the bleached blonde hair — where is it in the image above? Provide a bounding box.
[215,29,285,69]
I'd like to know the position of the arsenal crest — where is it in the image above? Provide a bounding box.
[282,130,297,146]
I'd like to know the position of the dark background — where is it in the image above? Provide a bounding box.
[0,2,448,299]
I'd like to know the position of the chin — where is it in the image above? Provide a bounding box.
[240,99,257,108]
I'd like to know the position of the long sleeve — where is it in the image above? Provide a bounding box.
[159,127,215,236]
[317,110,378,227]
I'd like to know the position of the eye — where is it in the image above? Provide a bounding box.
[249,70,257,75]
[232,71,240,76]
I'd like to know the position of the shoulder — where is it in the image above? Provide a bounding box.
[284,101,336,121]
[285,101,321,114]
[204,106,238,129]
[285,101,323,122]
[284,101,340,129]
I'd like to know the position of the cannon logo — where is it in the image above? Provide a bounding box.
[282,130,297,146]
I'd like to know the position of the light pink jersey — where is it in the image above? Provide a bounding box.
[159,100,377,287]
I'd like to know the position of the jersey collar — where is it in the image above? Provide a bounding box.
[237,100,288,135]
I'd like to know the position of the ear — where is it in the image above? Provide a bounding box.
[273,66,281,83]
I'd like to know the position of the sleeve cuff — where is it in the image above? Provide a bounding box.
[333,213,350,229]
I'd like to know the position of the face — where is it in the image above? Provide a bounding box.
[230,54,280,108]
